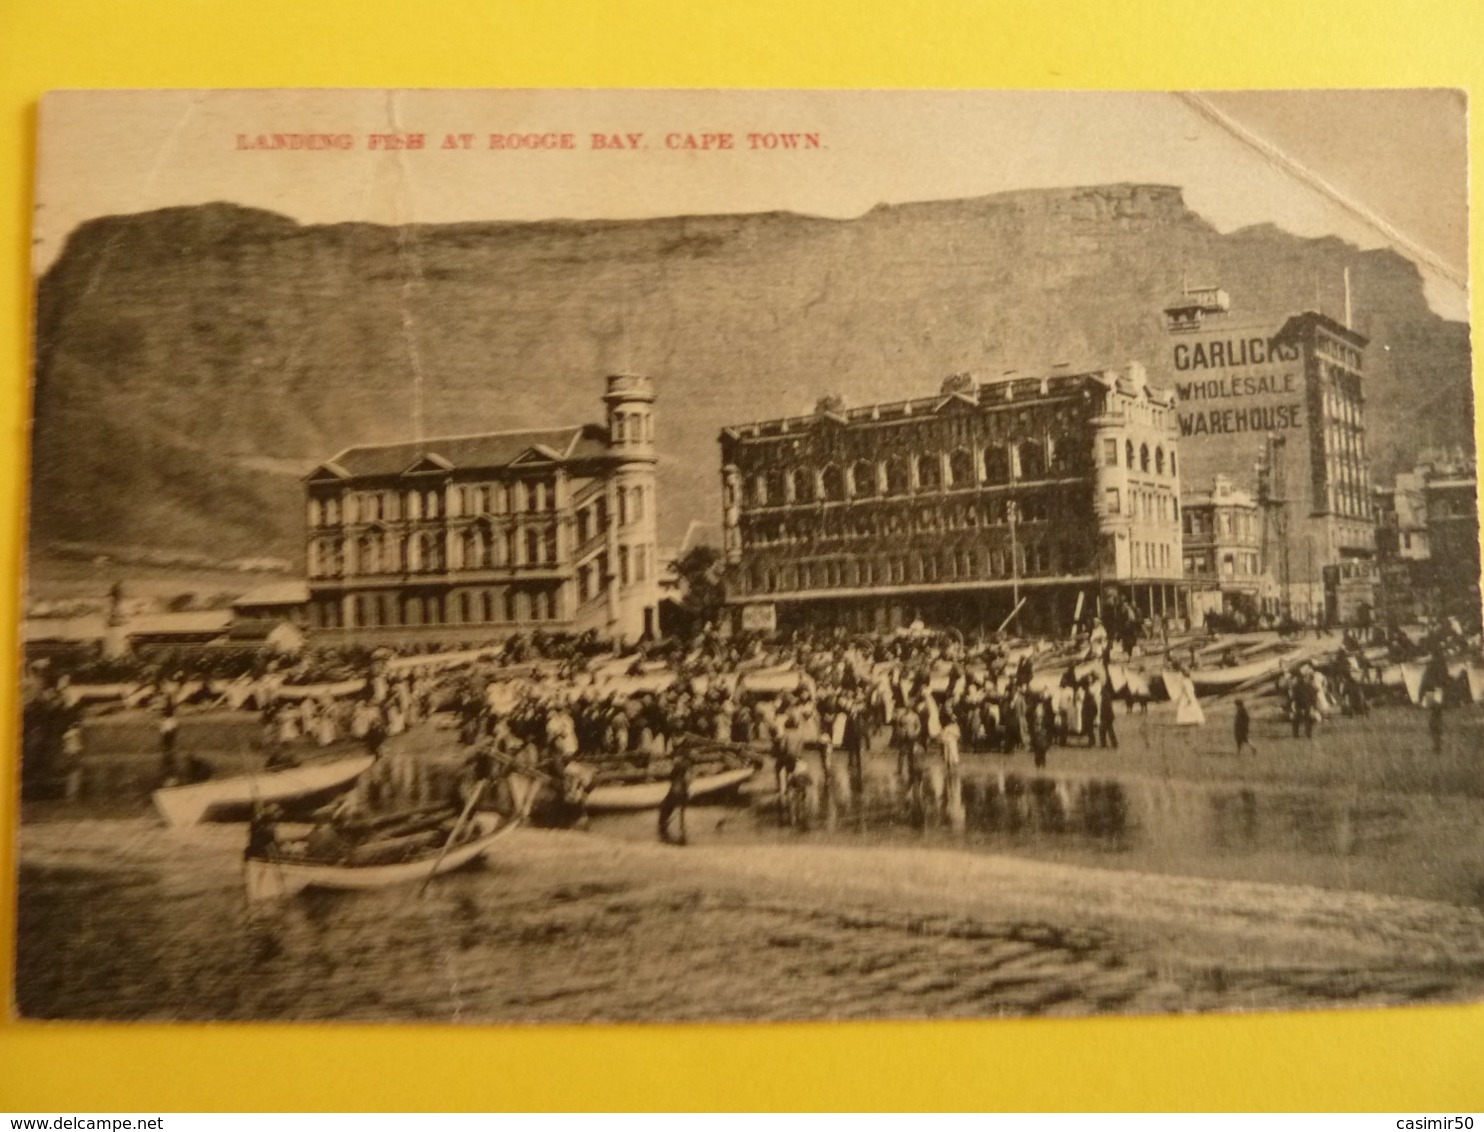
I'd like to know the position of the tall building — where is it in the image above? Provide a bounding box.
[302,374,660,645]
[718,365,1184,636]
[1373,453,1480,629]
[1159,288,1376,622]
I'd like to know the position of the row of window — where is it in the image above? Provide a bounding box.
[738,492,1070,547]
[575,545,650,602]
[1105,487,1178,524]
[611,410,653,445]
[311,586,564,630]
[1184,550,1262,578]
[308,479,561,527]
[1099,437,1175,476]
[739,441,1082,509]
[308,526,562,578]
[1131,541,1176,574]
[1184,508,1256,541]
[737,541,1085,596]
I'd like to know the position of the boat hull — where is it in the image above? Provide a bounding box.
[244,815,515,901]
[583,766,756,813]
[153,754,376,828]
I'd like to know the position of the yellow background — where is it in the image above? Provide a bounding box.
[2,0,1482,1112]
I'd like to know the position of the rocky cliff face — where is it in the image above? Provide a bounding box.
[30,185,1472,565]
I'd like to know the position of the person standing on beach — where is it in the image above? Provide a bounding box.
[1080,679,1098,747]
[1030,698,1052,769]
[658,748,692,845]
[1097,680,1118,750]
[1427,688,1446,755]
[1233,698,1255,756]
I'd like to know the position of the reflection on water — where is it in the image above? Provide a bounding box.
[751,759,1421,866]
[772,767,1134,849]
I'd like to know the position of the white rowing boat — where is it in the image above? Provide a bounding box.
[243,814,516,901]
[152,753,376,828]
[583,765,757,813]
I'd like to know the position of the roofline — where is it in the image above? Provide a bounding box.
[324,422,596,465]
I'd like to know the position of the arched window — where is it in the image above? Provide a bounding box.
[425,490,440,519]
[765,469,787,507]
[419,532,442,572]
[983,445,1010,485]
[405,491,422,521]
[884,457,910,495]
[948,448,975,487]
[916,454,941,490]
[850,460,877,498]
[750,475,768,506]
[1017,440,1046,481]
[358,533,380,575]
[462,527,486,570]
[1155,446,1165,475]
[791,468,816,504]
[1139,444,1150,473]
[324,497,339,525]
[1125,440,1135,469]
[308,498,322,528]
[1048,436,1074,476]
[821,465,845,502]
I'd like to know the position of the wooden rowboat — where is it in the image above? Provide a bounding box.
[583,765,757,814]
[152,753,376,828]
[244,814,516,901]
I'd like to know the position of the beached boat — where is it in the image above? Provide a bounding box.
[582,765,758,813]
[243,813,516,901]
[152,753,376,828]
[1186,653,1292,693]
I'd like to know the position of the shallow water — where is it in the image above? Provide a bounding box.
[17,709,1484,1022]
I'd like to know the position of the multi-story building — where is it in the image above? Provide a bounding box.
[1158,289,1376,622]
[302,374,660,645]
[718,364,1184,636]
[1373,452,1480,629]
[1181,475,1269,624]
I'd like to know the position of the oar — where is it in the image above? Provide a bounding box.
[416,778,487,896]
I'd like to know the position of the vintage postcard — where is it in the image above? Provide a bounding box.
[14,88,1480,1023]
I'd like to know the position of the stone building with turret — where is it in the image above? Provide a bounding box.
[718,364,1184,636]
[302,374,659,645]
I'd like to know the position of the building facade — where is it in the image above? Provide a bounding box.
[1373,453,1481,630]
[303,374,660,645]
[1181,475,1269,624]
[719,365,1184,636]
[1158,290,1376,622]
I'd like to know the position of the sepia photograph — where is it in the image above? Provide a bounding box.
[13,87,1481,1024]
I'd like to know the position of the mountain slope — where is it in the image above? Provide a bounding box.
[30,185,1472,565]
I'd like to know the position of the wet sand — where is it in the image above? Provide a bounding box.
[17,818,1484,1022]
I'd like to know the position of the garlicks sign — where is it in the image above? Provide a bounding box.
[1171,333,1304,438]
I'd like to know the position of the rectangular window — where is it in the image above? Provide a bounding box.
[505,589,520,622]
[618,546,631,585]
[1104,488,1120,515]
[1102,438,1118,467]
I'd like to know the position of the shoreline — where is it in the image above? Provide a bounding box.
[17,818,1484,1022]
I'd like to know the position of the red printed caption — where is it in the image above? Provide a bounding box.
[234,131,823,152]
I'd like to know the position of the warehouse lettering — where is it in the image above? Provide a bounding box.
[1173,337,1301,370]
[1175,372,1298,400]
[1178,404,1302,436]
